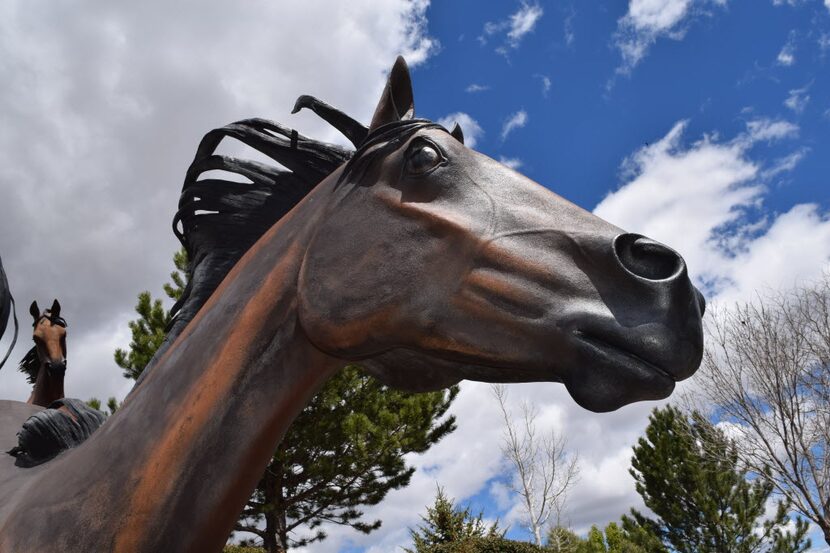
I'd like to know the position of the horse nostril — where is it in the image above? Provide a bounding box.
[614,233,684,281]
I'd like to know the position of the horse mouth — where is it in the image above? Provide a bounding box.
[573,330,674,383]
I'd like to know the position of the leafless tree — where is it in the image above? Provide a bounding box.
[690,273,830,545]
[492,384,579,546]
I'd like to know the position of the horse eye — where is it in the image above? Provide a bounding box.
[406,143,444,175]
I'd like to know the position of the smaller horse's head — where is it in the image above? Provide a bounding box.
[298,58,705,412]
[25,299,67,380]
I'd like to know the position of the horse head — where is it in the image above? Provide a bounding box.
[297,58,704,413]
[26,299,67,380]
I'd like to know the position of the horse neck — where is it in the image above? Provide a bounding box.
[4,177,343,552]
[27,360,64,407]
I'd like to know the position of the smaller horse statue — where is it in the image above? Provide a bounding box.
[21,300,67,407]
[6,299,105,467]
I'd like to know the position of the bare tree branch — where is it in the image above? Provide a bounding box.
[689,273,830,545]
[492,384,579,546]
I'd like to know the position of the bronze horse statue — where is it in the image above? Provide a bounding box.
[20,300,68,408]
[0,57,704,551]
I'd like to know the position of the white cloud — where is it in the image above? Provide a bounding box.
[595,117,827,305]
[613,0,727,75]
[826,0,830,12]
[784,84,811,113]
[777,39,796,65]
[501,110,528,140]
[507,3,544,47]
[564,7,577,46]
[437,112,484,148]
[498,156,524,170]
[539,75,552,97]
[466,83,490,93]
[744,117,799,143]
[480,2,543,52]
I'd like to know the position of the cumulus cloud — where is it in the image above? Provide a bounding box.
[480,2,543,53]
[437,112,484,148]
[501,110,528,140]
[613,0,728,75]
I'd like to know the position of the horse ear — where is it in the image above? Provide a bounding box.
[368,56,415,133]
[50,299,61,319]
[29,301,40,321]
[450,123,464,144]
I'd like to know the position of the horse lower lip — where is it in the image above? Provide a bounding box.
[574,331,673,381]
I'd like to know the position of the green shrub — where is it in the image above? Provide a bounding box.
[222,546,265,553]
[427,536,547,553]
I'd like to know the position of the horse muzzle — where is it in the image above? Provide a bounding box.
[46,360,66,377]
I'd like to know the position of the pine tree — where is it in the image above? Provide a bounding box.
[623,406,810,553]
[113,248,187,379]
[546,526,582,553]
[116,249,458,552]
[236,367,457,551]
[405,487,500,552]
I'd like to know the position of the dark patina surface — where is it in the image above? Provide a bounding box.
[0,58,704,552]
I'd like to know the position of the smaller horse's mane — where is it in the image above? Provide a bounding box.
[18,312,66,385]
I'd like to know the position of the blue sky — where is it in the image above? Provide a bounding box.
[0,1,829,551]
[415,1,828,222]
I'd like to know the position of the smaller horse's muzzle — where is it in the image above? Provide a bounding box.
[46,360,66,377]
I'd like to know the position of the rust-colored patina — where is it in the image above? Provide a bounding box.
[0,58,705,552]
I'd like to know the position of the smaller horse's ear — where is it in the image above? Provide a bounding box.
[450,123,464,145]
[50,299,61,320]
[29,301,40,321]
[368,56,415,133]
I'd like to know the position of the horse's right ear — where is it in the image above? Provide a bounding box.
[29,301,39,322]
[368,56,415,133]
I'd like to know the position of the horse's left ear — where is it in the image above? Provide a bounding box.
[50,299,60,320]
[368,56,415,133]
[450,123,464,144]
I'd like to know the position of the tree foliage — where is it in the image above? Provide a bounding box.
[406,487,501,553]
[237,369,458,551]
[624,406,810,553]
[116,249,458,552]
[113,248,187,379]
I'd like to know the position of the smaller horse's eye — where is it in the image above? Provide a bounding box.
[406,143,444,175]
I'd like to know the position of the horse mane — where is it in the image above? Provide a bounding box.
[7,398,106,467]
[18,348,38,385]
[138,98,367,378]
